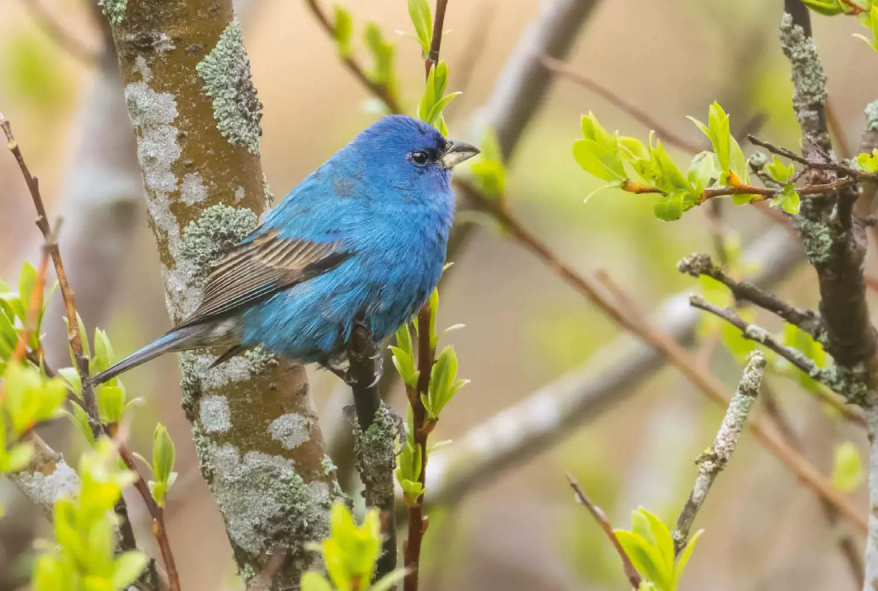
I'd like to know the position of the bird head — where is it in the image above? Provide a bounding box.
[347,115,480,202]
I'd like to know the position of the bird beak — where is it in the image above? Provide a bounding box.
[440,140,480,169]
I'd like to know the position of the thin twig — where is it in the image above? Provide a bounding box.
[425,0,449,76]
[676,252,822,337]
[540,54,703,154]
[566,473,641,589]
[0,113,101,434]
[759,383,865,589]
[689,295,867,427]
[672,351,765,553]
[303,0,403,113]
[1,111,165,589]
[117,445,180,591]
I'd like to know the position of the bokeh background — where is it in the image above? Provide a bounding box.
[1,0,876,589]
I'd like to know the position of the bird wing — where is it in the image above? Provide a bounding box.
[178,229,350,327]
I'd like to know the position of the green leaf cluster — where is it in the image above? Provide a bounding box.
[330,7,398,106]
[364,23,396,93]
[302,504,406,591]
[469,127,506,198]
[418,62,459,136]
[395,413,425,505]
[573,103,760,221]
[32,439,148,591]
[390,324,419,389]
[614,508,700,591]
[134,424,178,509]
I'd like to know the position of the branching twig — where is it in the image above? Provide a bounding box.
[689,295,867,427]
[540,54,703,154]
[676,252,822,336]
[1,113,101,434]
[566,474,641,589]
[672,351,765,553]
[303,0,403,114]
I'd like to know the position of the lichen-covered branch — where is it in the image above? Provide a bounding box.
[677,252,822,338]
[689,295,867,426]
[672,351,765,553]
[103,2,343,587]
[8,432,80,520]
[346,325,397,579]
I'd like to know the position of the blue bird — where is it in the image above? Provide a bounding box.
[89,115,479,385]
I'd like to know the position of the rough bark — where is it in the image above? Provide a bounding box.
[102,1,343,587]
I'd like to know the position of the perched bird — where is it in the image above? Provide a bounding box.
[88,115,479,385]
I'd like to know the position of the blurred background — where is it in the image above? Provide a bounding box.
[1,0,876,589]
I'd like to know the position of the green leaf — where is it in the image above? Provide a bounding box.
[765,155,794,183]
[302,572,334,591]
[831,442,863,492]
[673,530,702,589]
[112,551,149,589]
[614,530,670,589]
[66,402,96,446]
[687,152,720,196]
[640,509,675,575]
[364,23,396,88]
[800,0,845,15]
[408,0,433,55]
[333,6,354,58]
[0,441,34,473]
[152,424,176,489]
[770,184,800,215]
[17,261,37,321]
[573,138,627,182]
[425,92,461,126]
[653,191,686,221]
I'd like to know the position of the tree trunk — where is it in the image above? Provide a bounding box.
[102,1,343,587]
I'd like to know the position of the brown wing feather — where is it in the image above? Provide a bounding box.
[178,230,348,328]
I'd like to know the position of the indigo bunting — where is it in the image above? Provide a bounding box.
[89,115,478,385]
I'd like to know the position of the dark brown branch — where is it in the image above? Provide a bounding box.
[566,474,641,589]
[676,252,822,337]
[304,0,403,114]
[425,0,449,76]
[540,55,703,154]
[672,351,765,553]
[346,325,397,579]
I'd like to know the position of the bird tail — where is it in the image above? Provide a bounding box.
[86,324,213,387]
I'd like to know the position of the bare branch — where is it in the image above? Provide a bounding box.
[672,351,765,553]
[676,252,822,337]
[566,474,641,589]
[540,54,703,154]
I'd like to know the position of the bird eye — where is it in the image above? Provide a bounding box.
[410,151,429,165]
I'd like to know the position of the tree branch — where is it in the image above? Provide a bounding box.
[540,54,703,154]
[677,252,822,337]
[346,325,397,580]
[672,351,765,553]
[566,473,641,589]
